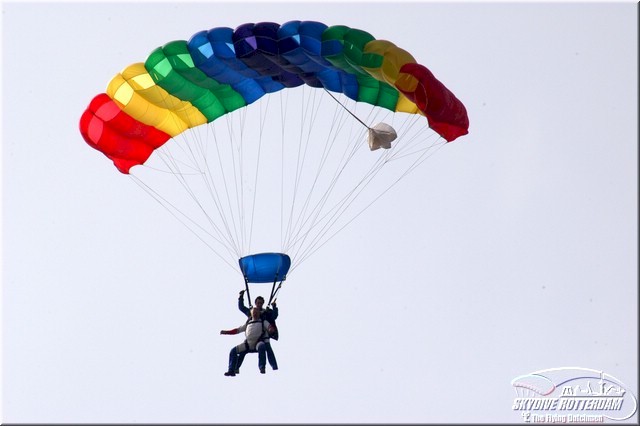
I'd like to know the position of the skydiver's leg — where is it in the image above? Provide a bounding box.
[225,347,238,376]
[236,351,247,373]
[256,342,267,373]
[265,342,278,370]
[226,343,249,376]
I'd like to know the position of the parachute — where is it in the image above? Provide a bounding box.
[79,20,469,290]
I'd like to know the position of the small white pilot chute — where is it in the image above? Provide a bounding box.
[323,89,398,152]
[368,123,397,151]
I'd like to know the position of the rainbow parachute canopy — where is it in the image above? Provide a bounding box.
[80,20,469,174]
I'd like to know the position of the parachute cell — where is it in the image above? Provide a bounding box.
[79,93,170,173]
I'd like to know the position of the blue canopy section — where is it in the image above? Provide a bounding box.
[188,28,273,103]
[239,252,291,283]
[187,21,360,107]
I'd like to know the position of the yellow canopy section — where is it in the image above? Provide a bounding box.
[106,63,207,137]
[361,40,419,114]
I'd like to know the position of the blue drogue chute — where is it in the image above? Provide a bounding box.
[238,252,291,307]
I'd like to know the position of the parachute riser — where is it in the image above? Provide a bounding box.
[242,276,283,308]
[268,278,284,306]
[243,277,253,308]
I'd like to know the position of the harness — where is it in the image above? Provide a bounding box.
[242,318,269,353]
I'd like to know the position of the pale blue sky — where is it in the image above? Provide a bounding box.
[2,1,638,423]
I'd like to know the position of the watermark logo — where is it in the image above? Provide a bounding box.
[512,367,637,423]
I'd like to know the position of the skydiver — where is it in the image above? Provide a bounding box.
[238,291,279,329]
[220,307,272,376]
[234,291,278,374]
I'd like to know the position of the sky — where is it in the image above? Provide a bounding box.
[2,1,638,424]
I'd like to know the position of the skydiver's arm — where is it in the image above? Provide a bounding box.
[270,305,278,320]
[238,293,250,316]
[220,323,247,335]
